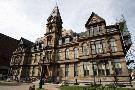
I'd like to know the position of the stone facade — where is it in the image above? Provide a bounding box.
[10,6,132,84]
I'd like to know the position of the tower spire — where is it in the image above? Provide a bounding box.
[46,5,63,35]
[51,5,60,17]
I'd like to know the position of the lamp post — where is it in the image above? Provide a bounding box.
[39,51,45,89]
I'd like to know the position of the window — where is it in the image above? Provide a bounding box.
[74,63,78,77]
[82,44,88,56]
[58,50,62,60]
[47,36,52,46]
[47,51,51,61]
[83,61,89,76]
[98,63,105,76]
[16,69,20,75]
[102,41,106,53]
[91,44,96,54]
[65,64,69,77]
[95,41,103,54]
[90,27,94,36]
[49,29,52,32]
[93,63,97,76]
[65,49,70,59]
[73,36,78,41]
[93,61,110,76]
[93,26,99,35]
[49,25,53,32]
[38,67,41,76]
[39,43,42,49]
[59,39,62,45]
[105,62,110,76]
[23,67,29,77]
[114,59,122,75]
[74,48,78,59]
[32,66,35,76]
[91,41,103,54]
[110,38,117,52]
[34,54,37,63]
[65,38,69,43]
[40,53,43,61]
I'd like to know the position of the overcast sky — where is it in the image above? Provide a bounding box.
[0,0,135,43]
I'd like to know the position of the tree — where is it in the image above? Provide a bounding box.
[125,45,135,69]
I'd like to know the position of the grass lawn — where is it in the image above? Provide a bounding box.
[60,86,135,90]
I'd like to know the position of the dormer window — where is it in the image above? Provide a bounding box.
[93,25,99,35]
[73,36,78,41]
[59,39,62,45]
[65,38,69,43]
[41,44,44,48]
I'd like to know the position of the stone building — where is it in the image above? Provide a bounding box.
[10,6,132,84]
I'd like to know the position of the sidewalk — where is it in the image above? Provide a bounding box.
[0,81,60,90]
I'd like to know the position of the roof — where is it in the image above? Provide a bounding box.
[0,33,18,66]
[19,37,34,48]
[85,12,105,27]
[51,5,60,17]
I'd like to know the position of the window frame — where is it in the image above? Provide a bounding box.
[114,59,122,75]
[82,44,88,56]
[110,38,117,52]
[65,49,70,59]
[74,63,78,77]
[65,38,70,43]
[74,48,78,59]
[83,61,90,76]
[65,64,69,77]
[58,50,62,60]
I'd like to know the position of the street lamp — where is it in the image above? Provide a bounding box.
[39,51,45,89]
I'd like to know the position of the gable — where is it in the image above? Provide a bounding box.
[85,12,105,27]
[14,47,23,54]
[19,39,23,45]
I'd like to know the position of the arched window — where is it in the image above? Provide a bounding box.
[65,49,70,59]
[58,50,62,60]
[74,48,78,59]
[82,43,88,56]
[47,36,52,46]
[110,38,117,52]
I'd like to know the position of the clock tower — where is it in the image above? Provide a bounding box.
[44,5,63,47]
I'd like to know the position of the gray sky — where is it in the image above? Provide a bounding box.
[0,0,135,43]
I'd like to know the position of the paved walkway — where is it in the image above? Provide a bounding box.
[1,80,135,90]
[0,81,60,90]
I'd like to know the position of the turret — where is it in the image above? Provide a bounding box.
[46,6,63,36]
